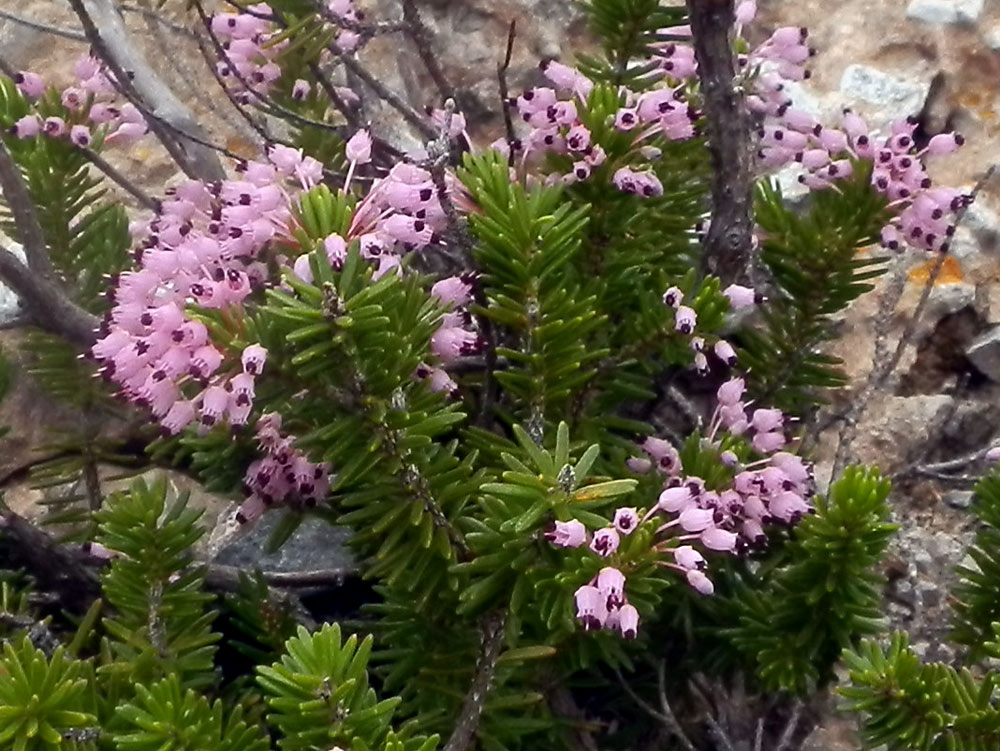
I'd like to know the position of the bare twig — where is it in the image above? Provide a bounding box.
[657,662,699,751]
[0,9,87,41]
[66,0,226,182]
[687,0,755,285]
[831,165,996,477]
[774,699,803,751]
[442,609,508,751]
[339,54,438,139]
[79,147,158,211]
[704,713,737,751]
[497,20,517,163]
[753,717,764,751]
[401,0,454,102]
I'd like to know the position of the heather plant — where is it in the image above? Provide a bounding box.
[0,0,982,749]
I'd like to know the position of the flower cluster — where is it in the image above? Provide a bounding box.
[9,56,148,147]
[734,5,969,253]
[235,412,332,524]
[210,3,287,104]
[662,283,757,374]
[500,58,696,196]
[553,376,814,637]
[91,145,323,434]
[418,273,481,396]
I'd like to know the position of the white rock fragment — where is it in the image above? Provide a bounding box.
[985,26,1000,52]
[839,64,931,122]
[906,0,983,24]
[966,326,1000,381]
[907,0,959,24]
[956,0,985,23]
[0,238,25,326]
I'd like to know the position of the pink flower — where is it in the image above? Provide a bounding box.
[678,507,714,532]
[70,125,92,148]
[613,507,639,535]
[590,527,620,557]
[345,129,373,164]
[242,344,268,375]
[431,275,474,307]
[717,377,745,406]
[723,284,758,309]
[597,567,626,608]
[291,79,310,101]
[546,519,587,548]
[162,400,196,434]
[662,286,683,308]
[43,117,66,137]
[15,71,44,98]
[617,603,639,639]
[658,486,693,513]
[686,569,714,595]
[752,431,786,454]
[701,527,737,552]
[431,326,479,362]
[673,545,705,570]
[574,585,608,630]
[675,305,697,334]
[714,340,737,366]
[10,115,41,139]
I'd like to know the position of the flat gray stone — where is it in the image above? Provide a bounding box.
[966,326,1000,381]
[907,0,959,24]
[839,64,930,119]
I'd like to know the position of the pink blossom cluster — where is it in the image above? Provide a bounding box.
[90,145,327,434]
[496,59,696,196]
[235,412,332,524]
[9,56,149,148]
[209,3,289,105]
[734,7,969,252]
[414,273,481,396]
[663,283,758,375]
[553,376,813,637]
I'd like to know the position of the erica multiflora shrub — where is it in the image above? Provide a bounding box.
[0,0,976,749]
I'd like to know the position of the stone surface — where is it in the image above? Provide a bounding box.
[907,0,960,25]
[965,325,1000,380]
[838,63,932,120]
[213,512,355,573]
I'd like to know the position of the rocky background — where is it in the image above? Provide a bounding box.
[4,1,1000,748]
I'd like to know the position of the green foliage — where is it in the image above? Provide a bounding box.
[740,166,891,414]
[257,622,438,751]
[729,466,894,693]
[0,638,96,751]
[460,151,601,427]
[96,476,219,689]
[577,0,686,87]
[843,632,1000,751]
[114,674,269,751]
[952,467,1000,657]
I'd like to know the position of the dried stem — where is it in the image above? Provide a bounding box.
[497,20,517,163]
[339,53,438,139]
[686,0,754,285]
[774,699,803,751]
[442,609,508,751]
[401,0,454,102]
[0,9,87,41]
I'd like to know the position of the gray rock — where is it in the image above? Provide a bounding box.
[839,64,931,120]
[918,582,942,608]
[215,512,355,575]
[944,490,974,509]
[966,326,1000,381]
[0,238,25,325]
[985,26,1000,52]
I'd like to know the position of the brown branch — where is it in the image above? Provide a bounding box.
[66,0,226,183]
[443,609,508,751]
[0,9,87,41]
[339,54,438,139]
[497,20,517,163]
[0,141,56,278]
[401,0,454,102]
[687,0,754,285]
